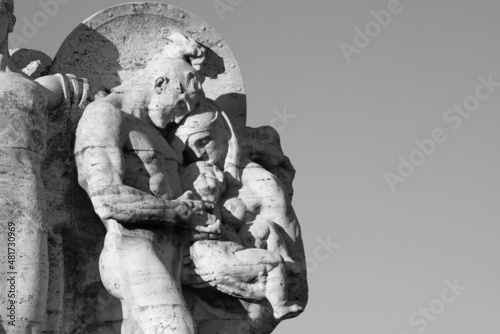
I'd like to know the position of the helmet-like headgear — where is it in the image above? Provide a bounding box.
[176,99,221,138]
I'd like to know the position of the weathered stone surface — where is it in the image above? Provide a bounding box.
[0,2,307,334]
[0,2,89,333]
[9,48,52,79]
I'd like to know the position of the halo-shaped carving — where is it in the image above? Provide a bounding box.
[50,2,246,137]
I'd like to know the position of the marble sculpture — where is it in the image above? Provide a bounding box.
[0,2,307,333]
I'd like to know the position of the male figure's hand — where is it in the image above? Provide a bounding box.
[187,212,222,240]
[177,190,214,212]
[174,190,221,239]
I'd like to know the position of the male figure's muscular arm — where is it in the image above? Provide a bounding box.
[74,102,201,226]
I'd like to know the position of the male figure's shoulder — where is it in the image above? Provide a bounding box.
[75,99,125,152]
[81,99,123,123]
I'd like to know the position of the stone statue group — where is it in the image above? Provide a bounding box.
[0,1,308,333]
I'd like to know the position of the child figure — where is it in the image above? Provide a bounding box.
[180,161,303,320]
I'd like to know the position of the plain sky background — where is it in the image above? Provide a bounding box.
[9,1,500,333]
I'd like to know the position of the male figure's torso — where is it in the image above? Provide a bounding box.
[120,111,184,201]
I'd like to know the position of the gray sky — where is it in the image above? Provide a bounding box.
[11,0,500,333]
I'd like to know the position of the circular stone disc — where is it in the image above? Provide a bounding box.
[50,2,246,136]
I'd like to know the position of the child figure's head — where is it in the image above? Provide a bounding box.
[181,161,226,204]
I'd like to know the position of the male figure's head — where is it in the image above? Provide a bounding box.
[143,57,204,128]
[176,99,231,169]
[109,29,205,129]
[180,161,225,204]
[0,0,15,44]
